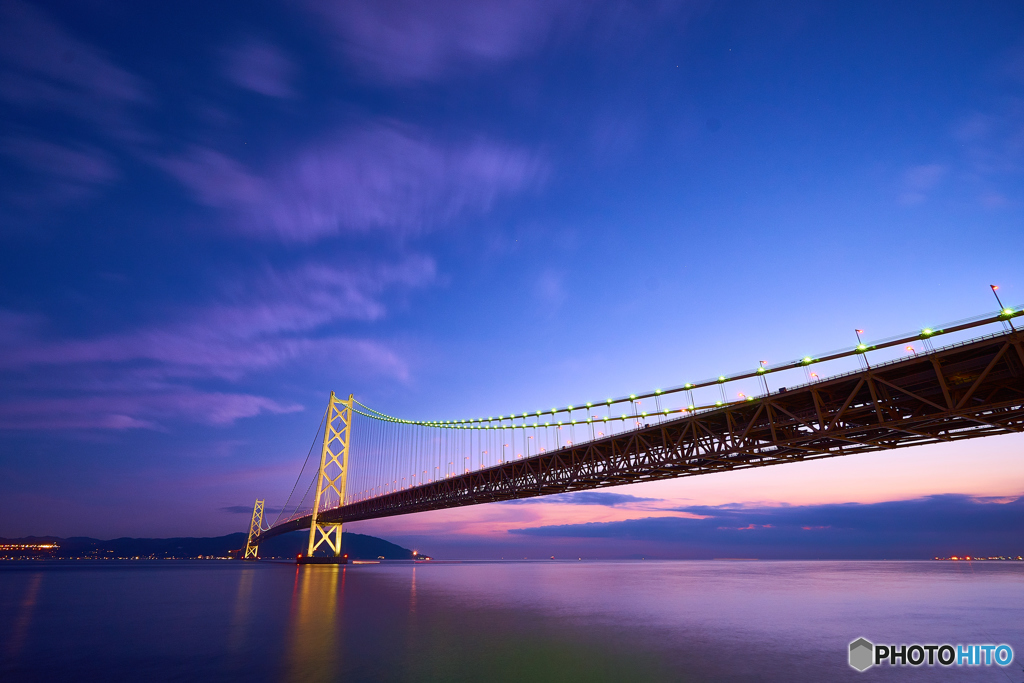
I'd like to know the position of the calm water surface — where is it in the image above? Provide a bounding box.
[1,560,1021,682]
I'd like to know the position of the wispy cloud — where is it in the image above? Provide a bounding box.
[0,256,434,430]
[1,136,119,209]
[221,504,286,515]
[899,163,946,205]
[533,268,567,307]
[222,38,297,98]
[302,0,584,84]
[504,491,659,507]
[0,0,148,140]
[155,125,544,242]
[2,258,432,378]
[0,391,301,431]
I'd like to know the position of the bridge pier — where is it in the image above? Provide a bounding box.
[297,554,349,564]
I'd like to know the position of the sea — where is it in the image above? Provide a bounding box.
[1,559,1021,682]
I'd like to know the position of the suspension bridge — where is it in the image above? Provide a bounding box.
[245,301,1024,562]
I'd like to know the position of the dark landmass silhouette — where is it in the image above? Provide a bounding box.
[0,530,420,560]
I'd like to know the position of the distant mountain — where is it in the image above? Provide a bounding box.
[0,531,422,560]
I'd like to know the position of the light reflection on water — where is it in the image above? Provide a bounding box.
[286,565,339,683]
[0,560,1021,682]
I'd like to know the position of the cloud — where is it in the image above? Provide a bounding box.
[1,136,119,209]
[508,494,1024,559]
[899,163,946,205]
[155,125,544,242]
[302,0,584,84]
[533,269,566,306]
[220,504,285,515]
[2,257,432,379]
[0,390,302,431]
[0,0,147,139]
[950,94,1024,204]
[222,38,296,98]
[505,491,659,506]
[0,257,433,430]
[0,309,43,345]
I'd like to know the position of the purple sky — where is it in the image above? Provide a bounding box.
[1,0,1023,557]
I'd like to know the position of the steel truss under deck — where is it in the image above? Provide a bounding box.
[257,328,1024,542]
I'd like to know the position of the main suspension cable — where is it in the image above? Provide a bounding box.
[270,405,328,528]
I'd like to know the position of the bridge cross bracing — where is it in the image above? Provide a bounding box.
[249,306,1024,555]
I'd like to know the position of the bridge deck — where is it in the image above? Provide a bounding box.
[258,328,1024,542]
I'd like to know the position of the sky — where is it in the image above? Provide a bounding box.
[1,0,1023,557]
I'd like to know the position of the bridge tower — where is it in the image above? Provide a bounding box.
[305,392,354,560]
[244,499,264,559]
